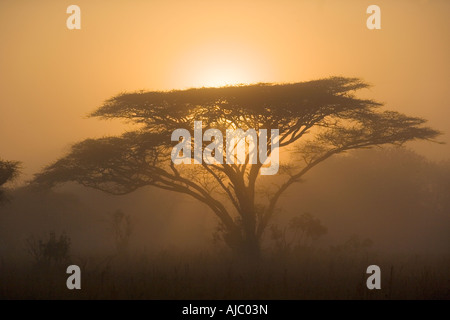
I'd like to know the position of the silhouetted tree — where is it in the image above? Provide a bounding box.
[0,159,20,203]
[25,232,71,265]
[289,212,328,247]
[270,212,327,255]
[33,77,440,258]
[107,209,133,256]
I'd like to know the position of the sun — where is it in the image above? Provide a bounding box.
[170,41,272,88]
[194,62,252,87]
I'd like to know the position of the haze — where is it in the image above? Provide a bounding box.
[0,0,449,184]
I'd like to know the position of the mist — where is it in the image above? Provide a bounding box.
[0,0,449,300]
[1,0,450,184]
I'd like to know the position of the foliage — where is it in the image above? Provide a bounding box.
[270,212,328,254]
[25,232,71,265]
[107,210,133,256]
[33,77,440,256]
[0,159,20,203]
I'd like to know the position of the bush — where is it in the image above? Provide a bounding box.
[25,232,71,265]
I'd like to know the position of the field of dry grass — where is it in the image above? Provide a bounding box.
[1,248,449,300]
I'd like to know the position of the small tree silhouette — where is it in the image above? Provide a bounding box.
[270,212,328,255]
[26,232,71,265]
[289,212,328,247]
[0,158,20,204]
[107,210,133,256]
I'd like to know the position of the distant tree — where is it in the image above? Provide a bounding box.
[0,159,20,203]
[289,212,328,247]
[33,77,440,258]
[107,209,133,256]
[25,232,71,265]
[270,212,327,254]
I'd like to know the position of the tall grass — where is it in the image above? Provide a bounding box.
[0,248,449,299]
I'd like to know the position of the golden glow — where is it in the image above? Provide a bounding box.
[190,61,251,88]
[0,0,449,182]
[179,52,254,88]
[169,41,273,88]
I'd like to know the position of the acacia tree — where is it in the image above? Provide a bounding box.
[0,159,20,203]
[33,77,440,257]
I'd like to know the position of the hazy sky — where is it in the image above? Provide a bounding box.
[1,0,449,183]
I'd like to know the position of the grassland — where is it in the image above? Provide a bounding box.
[1,248,448,299]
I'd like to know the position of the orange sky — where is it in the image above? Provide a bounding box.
[0,0,449,183]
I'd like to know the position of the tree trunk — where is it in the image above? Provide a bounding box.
[223,224,261,261]
[239,233,261,261]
